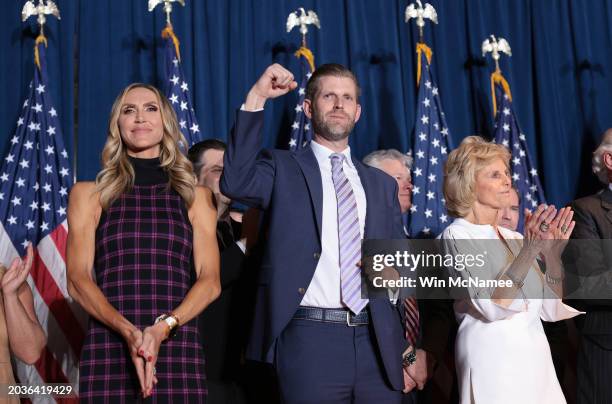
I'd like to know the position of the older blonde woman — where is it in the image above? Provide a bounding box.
[67,84,220,402]
[439,136,582,404]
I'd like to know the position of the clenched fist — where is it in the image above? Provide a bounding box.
[244,64,298,111]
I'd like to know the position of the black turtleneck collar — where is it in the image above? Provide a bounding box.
[128,155,168,186]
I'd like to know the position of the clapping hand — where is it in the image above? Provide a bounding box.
[524,204,557,245]
[1,244,33,297]
[533,206,575,258]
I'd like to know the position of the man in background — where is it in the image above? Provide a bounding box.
[189,140,260,404]
[497,187,520,231]
[568,129,612,404]
[364,149,452,404]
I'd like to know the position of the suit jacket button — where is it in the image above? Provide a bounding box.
[313,252,320,259]
[298,288,306,294]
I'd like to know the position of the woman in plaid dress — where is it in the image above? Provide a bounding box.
[66,83,220,402]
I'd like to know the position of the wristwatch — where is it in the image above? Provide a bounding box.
[155,313,180,338]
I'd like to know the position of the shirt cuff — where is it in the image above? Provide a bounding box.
[388,288,400,304]
[235,240,247,254]
[240,104,264,112]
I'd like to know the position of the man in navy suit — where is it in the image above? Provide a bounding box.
[221,63,412,403]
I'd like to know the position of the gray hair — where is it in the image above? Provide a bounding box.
[363,149,413,171]
[592,128,612,184]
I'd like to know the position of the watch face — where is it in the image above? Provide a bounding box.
[155,314,168,324]
[164,316,178,329]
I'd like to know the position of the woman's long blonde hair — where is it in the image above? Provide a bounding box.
[95,83,196,210]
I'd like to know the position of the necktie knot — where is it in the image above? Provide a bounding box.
[330,153,345,169]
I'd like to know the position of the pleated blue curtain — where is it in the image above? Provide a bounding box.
[1,0,611,205]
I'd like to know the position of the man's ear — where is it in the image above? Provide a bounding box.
[303,99,313,119]
[604,152,612,171]
[604,153,612,184]
[354,103,362,123]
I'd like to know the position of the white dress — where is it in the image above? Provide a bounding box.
[440,218,583,404]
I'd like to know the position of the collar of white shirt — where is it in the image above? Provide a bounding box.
[310,139,355,170]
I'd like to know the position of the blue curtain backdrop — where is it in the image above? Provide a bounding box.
[1,0,611,207]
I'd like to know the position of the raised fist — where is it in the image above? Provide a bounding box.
[244,64,298,110]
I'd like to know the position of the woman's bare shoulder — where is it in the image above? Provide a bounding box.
[69,182,101,214]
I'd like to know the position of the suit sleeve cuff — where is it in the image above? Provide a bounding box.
[240,103,264,112]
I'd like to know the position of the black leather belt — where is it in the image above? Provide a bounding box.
[293,306,369,326]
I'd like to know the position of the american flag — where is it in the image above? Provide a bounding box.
[492,83,546,229]
[288,50,313,151]
[161,27,202,148]
[0,40,84,401]
[408,48,453,238]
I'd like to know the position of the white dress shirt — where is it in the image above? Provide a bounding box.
[300,140,367,308]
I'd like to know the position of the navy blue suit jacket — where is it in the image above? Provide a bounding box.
[220,110,407,390]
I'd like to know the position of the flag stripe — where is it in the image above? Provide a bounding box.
[27,273,80,394]
[30,249,84,358]
[50,221,67,262]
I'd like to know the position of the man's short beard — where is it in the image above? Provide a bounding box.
[311,108,355,142]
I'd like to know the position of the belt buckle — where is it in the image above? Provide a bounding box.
[346,311,358,327]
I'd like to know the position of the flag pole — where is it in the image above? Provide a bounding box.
[482,35,513,116]
[286,7,319,151]
[405,0,437,86]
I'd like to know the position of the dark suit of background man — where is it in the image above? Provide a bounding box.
[364,150,458,404]
[220,63,413,403]
[569,128,612,404]
[189,140,258,404]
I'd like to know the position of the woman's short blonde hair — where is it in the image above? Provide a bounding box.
[95,83,196,210]
[443,136,511,218]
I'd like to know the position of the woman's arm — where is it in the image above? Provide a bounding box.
[66,182,137,337]
[66,183,147,393]
[175,185,221,321]
[1,246,46,364]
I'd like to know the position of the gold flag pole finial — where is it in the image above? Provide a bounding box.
[482,34,513,116]
[405,0,438,44]
[405,0,438,85]
[149,0,186,61]
[287,7,320,70]
[482,34,512,74]
[22,0,61,69]
[148,0,186,29]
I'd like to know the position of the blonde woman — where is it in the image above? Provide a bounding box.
[439,136,582,404]
[67,84,220,402]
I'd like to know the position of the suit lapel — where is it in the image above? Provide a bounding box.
[353,157,374,238]
[601,188,612,225]
[293,147,323,239]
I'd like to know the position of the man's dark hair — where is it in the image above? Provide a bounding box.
[188,139,227,176]
[305,63,361,101]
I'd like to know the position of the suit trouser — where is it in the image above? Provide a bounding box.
[275,318,402,404]
[577,335,612,404]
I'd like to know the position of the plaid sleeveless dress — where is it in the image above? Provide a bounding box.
[79,157,206,403]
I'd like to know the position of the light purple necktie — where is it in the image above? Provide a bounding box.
[330,153,368,315]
